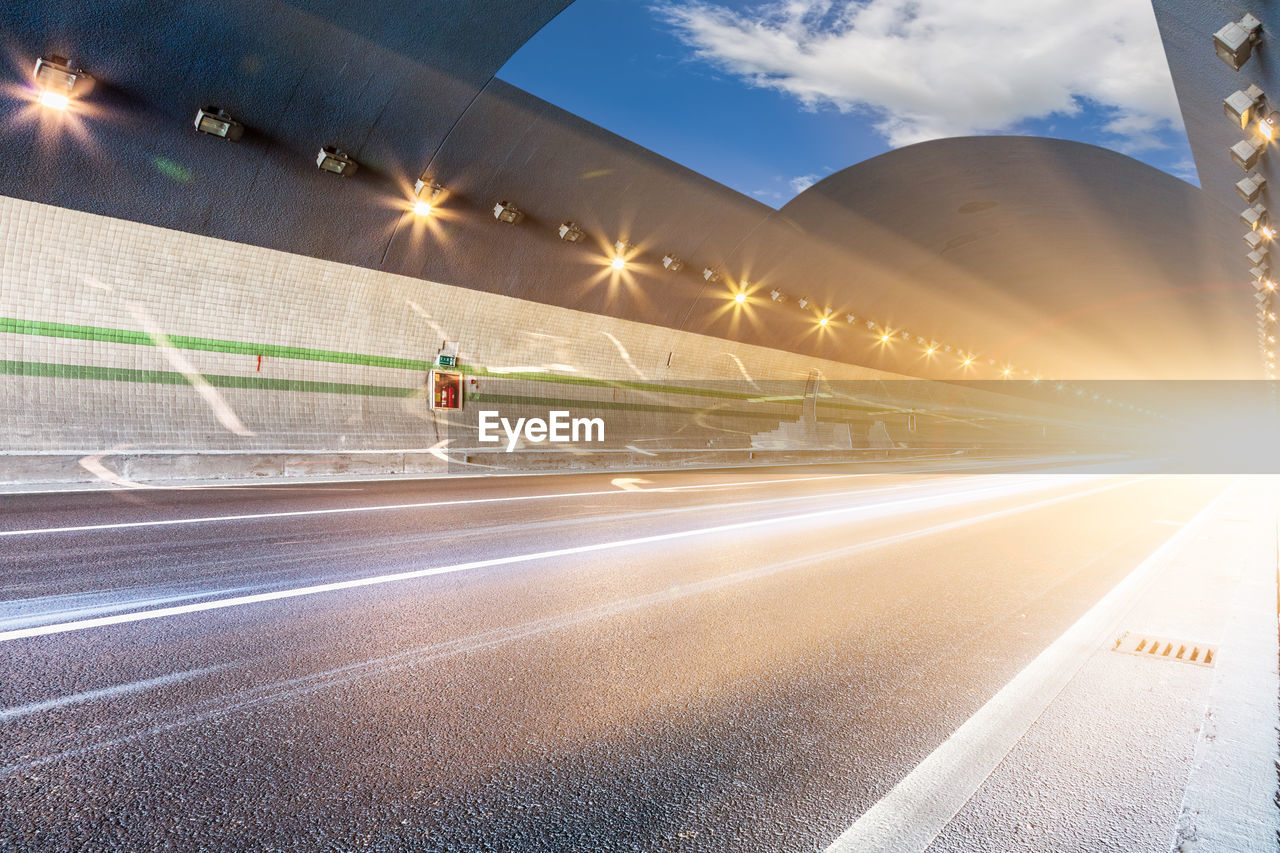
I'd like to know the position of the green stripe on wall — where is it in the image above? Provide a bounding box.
[0,360,787,421]
[0,360,416,397]
[0,318,892,418]
[0,318,435,372]
[0,317,771,402]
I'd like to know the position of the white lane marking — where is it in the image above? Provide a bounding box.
[0,665,227,721]
[0,478,1139,770]
[0,463,1057,539]
[0,476,1138,643]
[822,479,1236,853]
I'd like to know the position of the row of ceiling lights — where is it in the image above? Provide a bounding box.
[30,53,1045,379]
[495,201,1050,377]
[1215,12,1276,379]
[25,51,1174,415]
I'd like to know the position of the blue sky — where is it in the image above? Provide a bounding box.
[498,0,1196,207]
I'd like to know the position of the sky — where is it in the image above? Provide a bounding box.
[497,0,1197,207]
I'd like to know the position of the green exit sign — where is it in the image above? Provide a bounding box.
[437,355,456,367]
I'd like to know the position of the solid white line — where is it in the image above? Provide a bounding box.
[822,479,1237,853]
[0,462,1055,538]
[0,476,1137,643]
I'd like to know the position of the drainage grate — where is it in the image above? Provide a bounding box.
[1112,632,1217,667]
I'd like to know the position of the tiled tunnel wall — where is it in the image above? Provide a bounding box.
[0,194,905,474]
[0,193,1133,483]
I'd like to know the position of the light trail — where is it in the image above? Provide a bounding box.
[0,475,1142,643]
[0,665,227,722]
[0,476,1147,775]
[0,457,1121,538]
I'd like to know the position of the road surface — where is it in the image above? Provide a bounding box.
[0,462,1234,851]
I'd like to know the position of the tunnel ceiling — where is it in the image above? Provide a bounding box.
[0,0,1257,380]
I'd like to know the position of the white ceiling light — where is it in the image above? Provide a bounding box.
[34,55,88,98]
[316,147,358,176]
[557,221,585,243]
[194,106,244,141]
[411,179,442,216]
[493,200,523,224]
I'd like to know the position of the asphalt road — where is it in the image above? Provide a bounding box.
[0,462,1231,851]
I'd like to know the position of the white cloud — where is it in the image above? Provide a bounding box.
[657,0,1184,149]
[789,173,822,193]
[1167,157,1200,184]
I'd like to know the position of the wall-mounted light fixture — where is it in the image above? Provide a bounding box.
[1246,230,1268,250]
[194,106,244,141]
[770,289,786,303]
[662,254,683,272]
[1238,172,1268,202]
[1231,137,1268,170]
[557,221,585,242]
[1214,13,1263,70]
[1248,247,1270,266]
[1225,85,1266,128]
[702,268,720,282]
[1243,203,1270,230]
[316,147,358,176]
[493,200,523,224]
